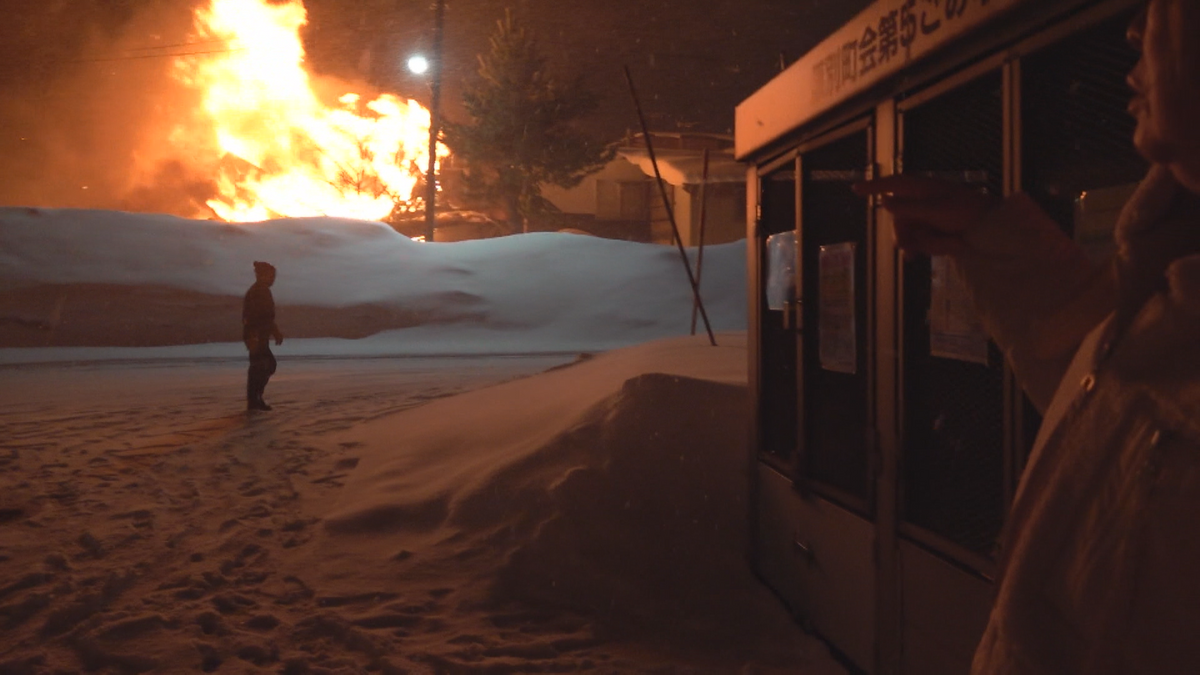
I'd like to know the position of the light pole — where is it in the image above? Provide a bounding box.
[423,0,445,243]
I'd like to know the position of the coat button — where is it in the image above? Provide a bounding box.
[1081,373,1096,392]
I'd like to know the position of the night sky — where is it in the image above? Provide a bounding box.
[301,0,873,136]
[0,0,872,212]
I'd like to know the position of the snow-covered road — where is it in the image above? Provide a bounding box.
[0,356,576,673]
[0,347,845,674]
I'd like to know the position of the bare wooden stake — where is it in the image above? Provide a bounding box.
[623,66,717,347]
[690,147,710,336]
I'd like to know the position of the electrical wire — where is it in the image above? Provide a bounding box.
[120,38,231,52]
[75,48,244,63]
[5,47,245,67]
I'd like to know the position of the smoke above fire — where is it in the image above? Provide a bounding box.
[0,0,445,224]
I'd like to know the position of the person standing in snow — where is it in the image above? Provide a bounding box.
[243,260,283,411]
[855,1,1200,671]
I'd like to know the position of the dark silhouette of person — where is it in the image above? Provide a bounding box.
[243,261,283,411]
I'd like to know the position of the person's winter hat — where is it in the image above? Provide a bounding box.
[253,261,276,275]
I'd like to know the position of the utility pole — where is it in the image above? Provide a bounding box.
[424,0,445,243]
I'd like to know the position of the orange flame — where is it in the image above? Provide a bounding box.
[174,0,446,222]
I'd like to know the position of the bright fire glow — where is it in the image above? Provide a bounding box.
[174,0,447,222]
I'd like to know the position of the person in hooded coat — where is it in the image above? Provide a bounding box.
[243,261,283,411]
[856,1,1200,671]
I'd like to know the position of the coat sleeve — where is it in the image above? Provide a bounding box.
[952,193,1116,413]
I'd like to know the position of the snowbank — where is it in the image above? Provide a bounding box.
[304,333,841,671]
[0,207,846,672]
[0,207,745,358]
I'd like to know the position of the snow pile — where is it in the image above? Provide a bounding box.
[306,333,841,671]
[0,207,846,672]
[0,207,745,359]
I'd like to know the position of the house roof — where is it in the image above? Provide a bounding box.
[616,148,746,187]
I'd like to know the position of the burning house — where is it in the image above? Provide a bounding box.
[171,0,448,224]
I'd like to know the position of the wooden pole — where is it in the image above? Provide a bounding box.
[424,0,445,243]
[623,66,716,346]
[690,147,710,336]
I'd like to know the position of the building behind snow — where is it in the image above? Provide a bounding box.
[542,132,747,246]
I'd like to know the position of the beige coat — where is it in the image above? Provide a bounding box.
[957,165,1200,673]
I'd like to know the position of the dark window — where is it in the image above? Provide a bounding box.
[758,166,799,464]
[900,71,1006,558]
[1018,7,1146,465]
[1022,9,1146,239]
[800,131,872,506]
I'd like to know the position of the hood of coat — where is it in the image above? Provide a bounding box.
[1113,165,1200,331]
[1108,166,1200,439]
[1166,255,1200,314]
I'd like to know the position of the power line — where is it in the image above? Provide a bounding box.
[75,47,245,63]
[121,38,231,52]
[6,47,245,68]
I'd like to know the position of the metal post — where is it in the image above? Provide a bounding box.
[424,0,445,243]
[623,66,716,347]
[690,147,711,336]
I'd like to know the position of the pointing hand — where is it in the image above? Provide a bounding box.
[853,175,998,258]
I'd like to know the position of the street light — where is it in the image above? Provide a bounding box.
[407,55,429,75]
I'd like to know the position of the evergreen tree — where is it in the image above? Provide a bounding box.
[444,9,614,232]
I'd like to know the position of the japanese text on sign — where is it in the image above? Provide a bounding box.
[813,0,998,102]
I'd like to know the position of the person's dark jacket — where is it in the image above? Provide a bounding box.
[242,282,276,350]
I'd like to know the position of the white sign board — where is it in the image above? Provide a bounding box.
[819,242,858,374]
[737,0,1028,159]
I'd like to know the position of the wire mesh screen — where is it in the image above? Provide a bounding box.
[901,71,1006,557]
[759,169,798,463]
[1022,8,1147,235]
[1018,8,1146,463]
[801,132,871,504]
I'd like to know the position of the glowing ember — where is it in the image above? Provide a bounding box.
[174,0,446,222]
